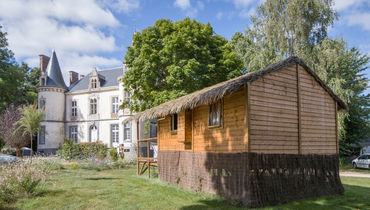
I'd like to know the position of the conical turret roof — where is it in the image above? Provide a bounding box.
[45,50,67,89]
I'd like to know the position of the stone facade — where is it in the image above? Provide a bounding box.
[37,51,137,157]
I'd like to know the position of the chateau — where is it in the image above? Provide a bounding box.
[36,51,137,156]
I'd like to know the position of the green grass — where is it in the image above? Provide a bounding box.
[6,167,370,210]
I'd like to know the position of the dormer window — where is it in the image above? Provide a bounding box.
[91,79,97,89]
[41,78,46,86]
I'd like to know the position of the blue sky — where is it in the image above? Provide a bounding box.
[0,0,369,90]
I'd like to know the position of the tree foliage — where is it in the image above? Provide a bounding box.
[15,103,45,156]
[0,25,39,113]
[0,104,29,156]
[122,18,243,112]
[232,0,369,156]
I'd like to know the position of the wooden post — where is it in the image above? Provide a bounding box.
[296,64,302,155]
[335,102,338,154]
[191,109,194,152]
[137,121,139,176]
[147,140,150,178]
[246,84,251,152]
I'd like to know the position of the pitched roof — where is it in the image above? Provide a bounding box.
[129,56,347,122]
[44,50,67,89]
[68,67,123,92]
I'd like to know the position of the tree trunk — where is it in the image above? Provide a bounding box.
[30,134,33,158]
[16,148,22,157]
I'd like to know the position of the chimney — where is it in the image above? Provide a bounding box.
[69,71,79,85]
[80,75,85,79]
[39,54,50,75]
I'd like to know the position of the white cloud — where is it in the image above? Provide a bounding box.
[0,0,132,84]
[174,0,191,10]
[333,0,362,11]
[231,0,254,8]
[216,12,223,20]
[346,12,370,31]
[102,0,140,14]
[332,0,370,31]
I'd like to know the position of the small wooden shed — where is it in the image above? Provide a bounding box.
[132,56,346,207]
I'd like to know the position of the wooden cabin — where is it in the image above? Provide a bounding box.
[130,56,346,207]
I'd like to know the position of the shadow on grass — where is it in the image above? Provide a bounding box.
[180,184,370,210]
[84,177,121,181]
[36,189,66,197]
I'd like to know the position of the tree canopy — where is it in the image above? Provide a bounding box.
[0,25,39,113]
[122,18,243,112]
[232,0,369,155]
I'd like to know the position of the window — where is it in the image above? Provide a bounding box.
[112,97,119,114]
[39,98,45,109]
[111,124,119,143]
[124,92,130,104]
[39,126,45,145]
[91,79,97,89]
[90,98,97,114]
[171,114,178,131]
[124,149,130,152]
[209,101,222,127]
[90,125,98,142]
[124,122,131,141]
[71,100,77,117]
[41,78,45,86]
[69,126,78,143]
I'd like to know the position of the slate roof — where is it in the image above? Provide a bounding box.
[44,50,67,89]
[68,67,123,92]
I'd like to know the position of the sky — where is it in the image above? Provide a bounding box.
[0,0,369,88]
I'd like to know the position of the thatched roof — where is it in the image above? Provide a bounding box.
[127,56,347,122]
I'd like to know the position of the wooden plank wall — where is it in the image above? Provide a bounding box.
[158,89,248,152]
[299,66,337,154]
[249,65,299,154]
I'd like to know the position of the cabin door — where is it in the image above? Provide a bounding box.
[185,109,193,150]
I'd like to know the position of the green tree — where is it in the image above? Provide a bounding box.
[122,18,243,112]
[15,103,45,157]
[232,0,369,155]
[0,25,26,112]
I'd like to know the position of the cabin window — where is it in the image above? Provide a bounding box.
[124,122,131,141]
[209,101,222,127]
[90,98,97,114]
[69,126,78,143]
[112,96,119,114]
[41,78,45,86]
[171,114,178,131]
[124,91,130,104]
[71,100,77,117]
[111,124,119,143]
[39,126,45,145]
[91,79,97,89]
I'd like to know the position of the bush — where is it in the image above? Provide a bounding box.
[57,138,80,160]
[69,163,80,170]
[79,142,107,160]
[0,160,52,204]
[109,148,118,162]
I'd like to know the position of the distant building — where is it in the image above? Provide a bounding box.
[37,50,137,157]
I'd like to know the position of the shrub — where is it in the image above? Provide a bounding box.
[109,148,118,162]
[0,160,52,204]
[57,138,80,160]
[79,142,107,160]
[119,151,124,160]
[69,163,80,170]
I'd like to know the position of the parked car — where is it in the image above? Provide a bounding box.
[352,155,370,169]
[0,154,19,163]
[360,146,370,156]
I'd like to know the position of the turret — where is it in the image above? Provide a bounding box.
[36,50,66,154]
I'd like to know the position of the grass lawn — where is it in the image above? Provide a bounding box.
[6,166,370,210]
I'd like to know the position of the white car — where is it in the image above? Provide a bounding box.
[352,155,370,169]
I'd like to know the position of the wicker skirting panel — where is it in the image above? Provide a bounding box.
[158,151,344,208]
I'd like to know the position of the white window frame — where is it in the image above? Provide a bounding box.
[111,124,119,143]
[71,100,77,117]
[124,122,131,141]
[112,96,119,114]
[90,98,97,114]
[69,126,78,143]
[124,91,130,104]
[91,79,97,89]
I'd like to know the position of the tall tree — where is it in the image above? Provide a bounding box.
[122,18,243,112]
[0,25,25,112]
[232,0,369,155]
[15,103,45,157]
[0,104,29,157]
